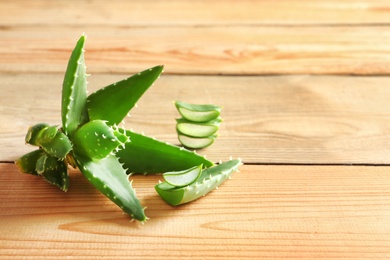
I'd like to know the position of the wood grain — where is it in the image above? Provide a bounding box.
[2,163,390,259]
[1,25,390,75]
[2,0,390,258]
[2,0,390,26]
[3,73,390,164]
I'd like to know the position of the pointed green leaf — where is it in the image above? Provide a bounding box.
[25,123,49,145]
[74,153,146,221]
[15,149,45,175]
[24,123,72,159]
[87,65,164,125]
[39,130,72,160]
[116,130,214,174]
[41,125,59,140]
[36,153,69,191]
[62,35,88,138]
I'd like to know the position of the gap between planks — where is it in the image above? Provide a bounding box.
[3,73,390,165]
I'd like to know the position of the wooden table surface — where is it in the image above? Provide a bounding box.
[2,1,390,259]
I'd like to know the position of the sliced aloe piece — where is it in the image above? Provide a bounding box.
[61,35,89,139]
[87,65,164,126]
[117,130,214,174]
[178,134,215,149]
[155,159,242,206]
[176,117,221,137]
[175,101,221,122]
[163,164,202,187]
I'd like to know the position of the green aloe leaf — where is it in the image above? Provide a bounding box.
[62,35,89,138]
[116,130,214,174]
[36,153,69,192]
[24,123,72,159]
[25,123,50,146]
[74,153,146,222]
[38,127,72,160]
[73,120,129,160]
[15,149,45,175]
[87,65,164,126]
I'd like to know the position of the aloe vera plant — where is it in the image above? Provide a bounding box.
[15,35,241,222]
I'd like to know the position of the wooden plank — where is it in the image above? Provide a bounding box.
[3,73,390,164]
[1,25,390,75]
[2,0,390,26]
[1,163,390,259]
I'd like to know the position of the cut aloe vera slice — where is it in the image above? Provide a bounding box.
[178,134,215,149]
[176,117,221,138]
[163,164,202,187]
[155,159,242,206]
[175,101,221,122]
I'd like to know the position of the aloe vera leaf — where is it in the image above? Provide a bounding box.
[15,149,45,175]
[175,101,221,122]
[116,130,214,174]
[39,132,72,160]
[176,117,221,137]
[87,65,164,126]
[155,159,242,206]
[163,164,202,187]
[38,127,73,159]
[196,158,241,183]
[36,153,69,191]
[35,153,50,174]
[62,35,88,138]
[178,134,215,149]
[73,120,129,160]
[74,153,146,221]
[25,123,72,159]
[25,123,49,145]
[40,125,59,141]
